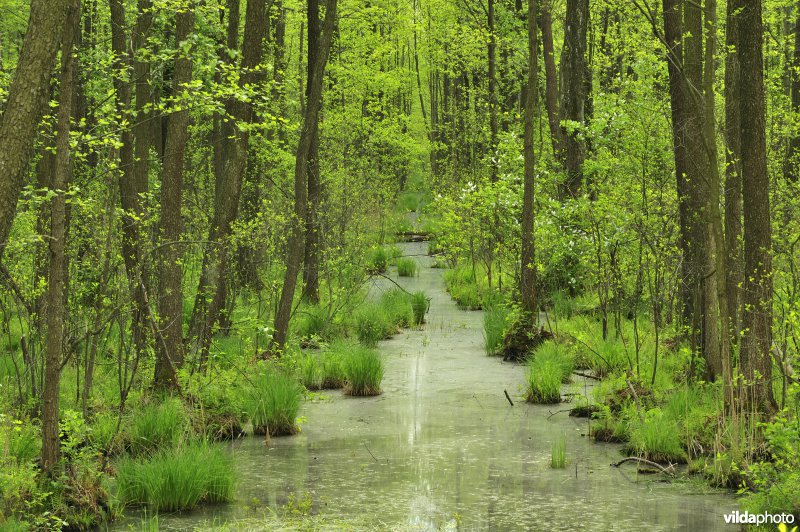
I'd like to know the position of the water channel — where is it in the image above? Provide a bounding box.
[125,241,738,530]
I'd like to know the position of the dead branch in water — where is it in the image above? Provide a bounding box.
[611,456,676,476]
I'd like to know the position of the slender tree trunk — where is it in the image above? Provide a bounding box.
[488,0,499,182]
[270,0,338,353]
[784,7,800,182]
[188,0,266,365]
[725,0,744,344]
[42,0,78,473]
[736,0,777,413]
[154,6,195,390]
[303,0,321,304]
[539,0,562,162]
[0,0,69,257]
[521,0,538,315]
[559,0,589,198]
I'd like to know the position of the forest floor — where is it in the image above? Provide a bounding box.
[118,241,738,531]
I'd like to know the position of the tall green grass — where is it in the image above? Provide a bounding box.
[295,304,328,340]
[298,353,325,391]
[410,291,429,326]
[319,345,347,388]
[551,435,567,468]
[341,343,384,396]
[354,304,393,346]
[116,442,235,512]
[627,408,686,463]
[242,370,302,436]
[367,246,388,274]
[128,397,188,455]
[396,258,418,277]
[380,289,414,328]
[483,305,508,356]
[525,343,574,403]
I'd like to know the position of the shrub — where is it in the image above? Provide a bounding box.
[483,305,508,356]
[627,408,686,463]
[410,291,429,326]
[367,246,388,274]
[341,344,384,396]
[551,435,567,468]
[129,397,188,455]
[525,354,564,404]
[242,370,303,436]
[396,258,418,277]
[115,442,235,512]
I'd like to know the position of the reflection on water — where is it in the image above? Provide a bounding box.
[120,242,738,531]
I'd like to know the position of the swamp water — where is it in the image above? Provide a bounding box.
[120,241,738,531]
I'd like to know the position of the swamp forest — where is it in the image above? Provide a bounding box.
[0,0,799,528]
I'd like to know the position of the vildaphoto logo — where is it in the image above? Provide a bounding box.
[723,510,796,526]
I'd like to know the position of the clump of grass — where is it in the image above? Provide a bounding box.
[551,435,567,468]
[525,350,568,404]
[242,370,302,436]
[129,397,187,455]
[367,246,388,273]
[298,353,324,391]
[443,264,486,309]
[295,304,328,340]
[396,258,418,277]
[3,418,41,464]
[116,442,235,512]
[341,344,384,396]
[533,342,575,383]
[483,305,508,356]
[380,288,414,328]
[319,346,347,388]
[627,408,686,463]
[410,291,429,326]
[354,304,393,346]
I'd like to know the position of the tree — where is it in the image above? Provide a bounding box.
[270,0,338,353]
[0,0,69,258]
[520,0,538,315]
[303,0,322,304]
[736,0,777,413]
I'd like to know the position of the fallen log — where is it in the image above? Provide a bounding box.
[395,231,432,242]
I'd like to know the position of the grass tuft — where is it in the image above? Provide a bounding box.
[116,442,235,512]
[128,397,187,455]
[483,305,508,356]
[242,370,302,436]
[551,435,567,468]
[354,304,392,346]
[627,408,687,463]
[367,246,388,274]
[410,291,429,325]
[340,343,384,396]
[525,343,574,404]
[396,258,418,277]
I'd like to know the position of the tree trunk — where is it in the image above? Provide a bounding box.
[736,0,777,413]
[154,6,195,391]
[270,0,338,353]
[42,0,79,473]
[559,0,589,198]
[521,0,538,315]
[539,0,562,162]
[188,0,266,365]
[303,0,322,304]
[784,7,800,182]
[488,0,499,182]
[0,0,69,258]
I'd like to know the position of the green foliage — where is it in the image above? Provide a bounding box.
[354,304,393,347]
[1,416,40,465]
[396,257,418,277]
[295,304,329,340]
[128,397,188,455]
[380,288,414,328]
[319,345,347,389]
[533,342,575,383]
[483,304,508,356]
[551,435,567,469]
[115,442,235,512]
[242,369,302,436]
[298,353,325,391]
[410,291,429,326]
[341,344,384,396]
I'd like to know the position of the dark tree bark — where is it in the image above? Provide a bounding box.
[270,0,338,353]
[725,0,744,343]
[188,0,267,364]
[558,0,589,198]
[42,0,79,474]
[154,6,195,391]
[0,0,69,258]
[488,0,499,182]
[303,0,322,304]
[736,0,777,413]
[521,0,538,315]
[539,0,562,162]
[784,7,800,182]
